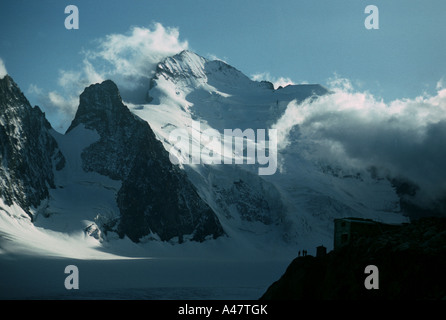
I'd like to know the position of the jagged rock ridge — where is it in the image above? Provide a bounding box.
[67,80,224,242]
[0,75,65,218]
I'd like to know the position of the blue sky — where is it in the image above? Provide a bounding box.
[1,0,446,130]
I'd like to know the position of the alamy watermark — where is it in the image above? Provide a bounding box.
[168,121,277,176]
[364,5,379,30]
[364,265,379,290]
[64,5,379,31]
[64,265,79,290]
[64,5,79,30]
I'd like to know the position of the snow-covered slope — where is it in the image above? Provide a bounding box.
[0,76,225,259]
[147,50,327,132]
[65,80,224,243]
[132,50,408,250]
[0,75,122,259]
[0,51,412,299]
[0,51,408,258]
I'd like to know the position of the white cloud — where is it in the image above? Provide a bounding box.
[27,84,43,96]
[207,53,228,64]
[48,91,76,112]
[251,72,296,89]
[57,69,81,90]
[0,58,7,79]
[274,76,446,208]
[81,23,188,93]
[39,23,188,132]
[436,77,445,90]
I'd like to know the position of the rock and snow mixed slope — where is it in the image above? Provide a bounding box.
[0,50,409,261]
[0,50,416,299]
[0,75,65,219]
[65,80,223,243]
[0,74,224,260]
[132,50,408,250]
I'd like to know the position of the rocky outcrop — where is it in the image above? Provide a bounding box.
[67,80,224,243]
[261,217,446,300]
[0,75,65,218]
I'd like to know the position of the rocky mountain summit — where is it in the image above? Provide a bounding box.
[66,80,224,242]
[0,75,65,218]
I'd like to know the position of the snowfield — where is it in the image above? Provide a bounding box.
[0,201,297,299]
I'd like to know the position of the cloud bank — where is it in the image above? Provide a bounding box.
[274,77,446,210]
[33,23,188,132]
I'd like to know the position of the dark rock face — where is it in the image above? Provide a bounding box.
[67,80,145,180]
[261,217,446,300]
[213,177,284,225]
[0,75,65,217]
[67,80,224,242]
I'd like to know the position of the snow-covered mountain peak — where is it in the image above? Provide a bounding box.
[152,50,273,95]
[145,50,327,135]
[158,50,207,81]
[132,50,409,249]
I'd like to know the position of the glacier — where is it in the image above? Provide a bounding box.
[0,51,410,299]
